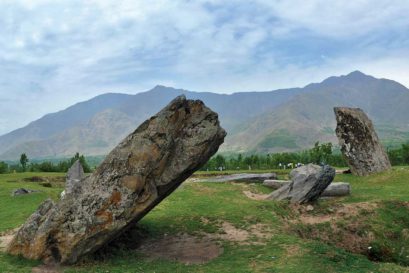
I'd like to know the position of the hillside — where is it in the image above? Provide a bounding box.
[0,86,304,159]
[223,71,409,153]
[1,71,409,159]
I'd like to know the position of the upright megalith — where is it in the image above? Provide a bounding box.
[7,95,226,264]
[63,160,85,196]
[266,164,335,204]
[334,107,391,176]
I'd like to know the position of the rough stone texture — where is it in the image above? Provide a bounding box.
[263,180,350,197]
[7,95,226,264]
[334,107,391,176]
[266,164,335,203]
[65,160,85,195]
[196,173,277,183]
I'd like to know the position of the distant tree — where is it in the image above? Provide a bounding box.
[214,154,226,169]
[309,142,332,164]
[402,144,409,165]
[20,153,29,171]
[0,161,8,174]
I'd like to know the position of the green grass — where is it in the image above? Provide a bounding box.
[0,169,408,272]
[334,166,409,202]
[0,172,63,232]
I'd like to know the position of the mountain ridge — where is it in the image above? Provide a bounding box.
[1,71,408,160]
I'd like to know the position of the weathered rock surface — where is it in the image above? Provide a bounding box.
[266,164,335,203]
[196,173,277,183]
[334,107,391,176]
[7,95,226,264]
[263,180,350,197]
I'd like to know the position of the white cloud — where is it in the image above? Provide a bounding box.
[0,0,408,134]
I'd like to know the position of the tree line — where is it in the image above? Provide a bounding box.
[201,142,409,171]
[0,153,92,174]
[0,142,408,174]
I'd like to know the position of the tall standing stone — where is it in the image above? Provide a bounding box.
[334,107,391,176]
[7,96,226,264]
[65,160,85,195]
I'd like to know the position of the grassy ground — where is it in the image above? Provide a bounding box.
[0,168,408,272]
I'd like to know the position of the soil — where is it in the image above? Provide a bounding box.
[289,202,379,254]
[242,190,269,201]
[136,233,223,265]
[0,228,19,252]
[31,264,62,273]
[134,220,274,264]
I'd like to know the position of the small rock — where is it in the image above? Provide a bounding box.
[11,188,38,196]
[306,205,314,212]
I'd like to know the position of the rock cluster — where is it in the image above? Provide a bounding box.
[266,164,335,203]
[334,107,391,176]
[263,180,350,197]
[7,95,226,264]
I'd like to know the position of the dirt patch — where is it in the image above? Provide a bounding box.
[218,222,249,242]
[0,228,18,252]
[289,202,378,254]
[24,176,46,182]
[31,264,63,273]
[243,190,268,201]
[137,233,223,265]
[283,244,302,257]
[290,202,378,225]
[203,221,273,246]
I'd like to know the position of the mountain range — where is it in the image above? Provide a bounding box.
[1,71,409,160]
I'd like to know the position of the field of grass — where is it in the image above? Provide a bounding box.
[0,168,408,272]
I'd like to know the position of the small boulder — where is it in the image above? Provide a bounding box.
[11,188,38,196]
[266,164,335,204]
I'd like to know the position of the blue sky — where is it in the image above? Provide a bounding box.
[0,0,408,134]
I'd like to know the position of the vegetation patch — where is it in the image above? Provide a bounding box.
[258,131,299,149]
[288,201,409,266]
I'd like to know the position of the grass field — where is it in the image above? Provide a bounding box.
[0,168,408,273]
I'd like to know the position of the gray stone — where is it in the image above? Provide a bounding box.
[196,173,277,183]
[63,160,85,197]
[334,107,391,176]
[266,164,335,204]
[60,159,85,198]
[11,188,39,196]
[263,180,350,197]
[7,95,226,264]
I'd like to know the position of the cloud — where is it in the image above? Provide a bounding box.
[0,0,408,134]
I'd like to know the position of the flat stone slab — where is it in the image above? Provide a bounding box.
[196,173,277,183]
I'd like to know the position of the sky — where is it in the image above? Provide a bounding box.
[0,0,408,135]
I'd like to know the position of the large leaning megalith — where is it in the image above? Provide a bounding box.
[7,95,226,264]
[334,107,391,176]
